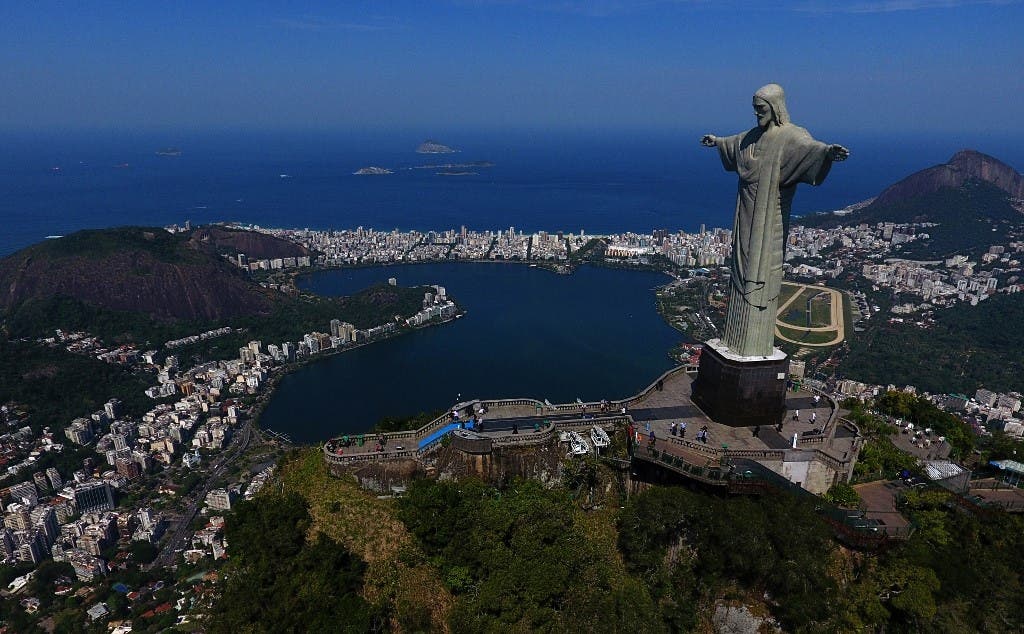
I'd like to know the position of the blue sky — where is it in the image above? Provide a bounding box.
[1,0,1021,134]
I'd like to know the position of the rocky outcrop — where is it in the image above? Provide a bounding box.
[712,603,780,634]
[430,440,564,487]
[416,140,457,154]
[188,225,311,261]
[872,149,1024,208]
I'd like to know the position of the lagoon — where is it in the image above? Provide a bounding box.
[258,263,683,443]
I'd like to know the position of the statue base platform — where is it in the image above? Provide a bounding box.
[690,339,789,427]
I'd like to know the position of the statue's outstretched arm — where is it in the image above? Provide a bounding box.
[700,134,717,147]
[829,144,850,161]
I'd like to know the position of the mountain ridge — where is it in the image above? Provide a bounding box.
[872,149,1024,208]
[0,227,285,323]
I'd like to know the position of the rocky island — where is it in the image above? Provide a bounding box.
[415,160,494,170]
[416,139,457,154]
[353,166,394,175]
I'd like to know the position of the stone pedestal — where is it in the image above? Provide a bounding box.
[691,339,789,427]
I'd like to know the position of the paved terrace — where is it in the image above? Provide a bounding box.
[323,366,858,474]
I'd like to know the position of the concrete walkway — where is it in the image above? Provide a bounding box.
[628,370,843,457]
[324,368,856,469]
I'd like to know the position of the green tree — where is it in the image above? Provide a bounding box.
[824,482,861,508]
[207,492,376,633]
[399,478,662,633]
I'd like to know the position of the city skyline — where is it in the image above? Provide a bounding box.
[2,1,1022,134]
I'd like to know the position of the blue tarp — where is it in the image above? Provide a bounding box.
[990,459,1024,475]
[418,423,461,450]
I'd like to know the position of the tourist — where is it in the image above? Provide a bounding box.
[810,412,817,424]
[649,429,656,446]
[753,425,760,438]
[814,394,821,405]
[512,423,519,435]
[680,421,687,438]
[670,422,677,436]
[793,409,800,421]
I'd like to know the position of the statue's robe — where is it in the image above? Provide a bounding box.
[715,124,833,358]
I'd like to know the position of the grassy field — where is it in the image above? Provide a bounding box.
[777,325,839,345]
[777,286,835,330]
[777,288,815,327]
[778,282,802,306]
[808,293,832,328]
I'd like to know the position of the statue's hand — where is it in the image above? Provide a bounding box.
[829,144,850,162]
[700,134,717,147]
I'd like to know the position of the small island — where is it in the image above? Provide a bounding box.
[155,147,182,156]
[416,139,457,154]
[415,160,494,170]
[353,166,394,175]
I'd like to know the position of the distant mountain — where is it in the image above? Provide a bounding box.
[800,150,1023,258]
[873,149,1024,208]
[0,227,282,323]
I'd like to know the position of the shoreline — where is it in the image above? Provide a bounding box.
[281,256,678,294]
[246,310,465,440]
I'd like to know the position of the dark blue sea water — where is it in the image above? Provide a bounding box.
[3,128,1022,257]
[258,263,680,442]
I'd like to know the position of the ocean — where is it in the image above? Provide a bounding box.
[3,128,1022,257]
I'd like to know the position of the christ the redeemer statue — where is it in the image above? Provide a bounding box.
[700,83,848,358]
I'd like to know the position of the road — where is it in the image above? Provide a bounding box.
[147,420,254,570]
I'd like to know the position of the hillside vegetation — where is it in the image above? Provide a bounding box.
[803,180,1020,260]
[209,448,1024,633]
[840,292,1024,394]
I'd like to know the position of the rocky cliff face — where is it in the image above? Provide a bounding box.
[872,149,1024,208]
[188,226,311,260]
[0,227,279,322]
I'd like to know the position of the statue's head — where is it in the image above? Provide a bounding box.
[752,83,790,129]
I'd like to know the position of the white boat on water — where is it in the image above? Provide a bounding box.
[567,431,590,456]
[590,425,610,449]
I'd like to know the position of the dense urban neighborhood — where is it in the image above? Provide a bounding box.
[2,210,1023,631]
